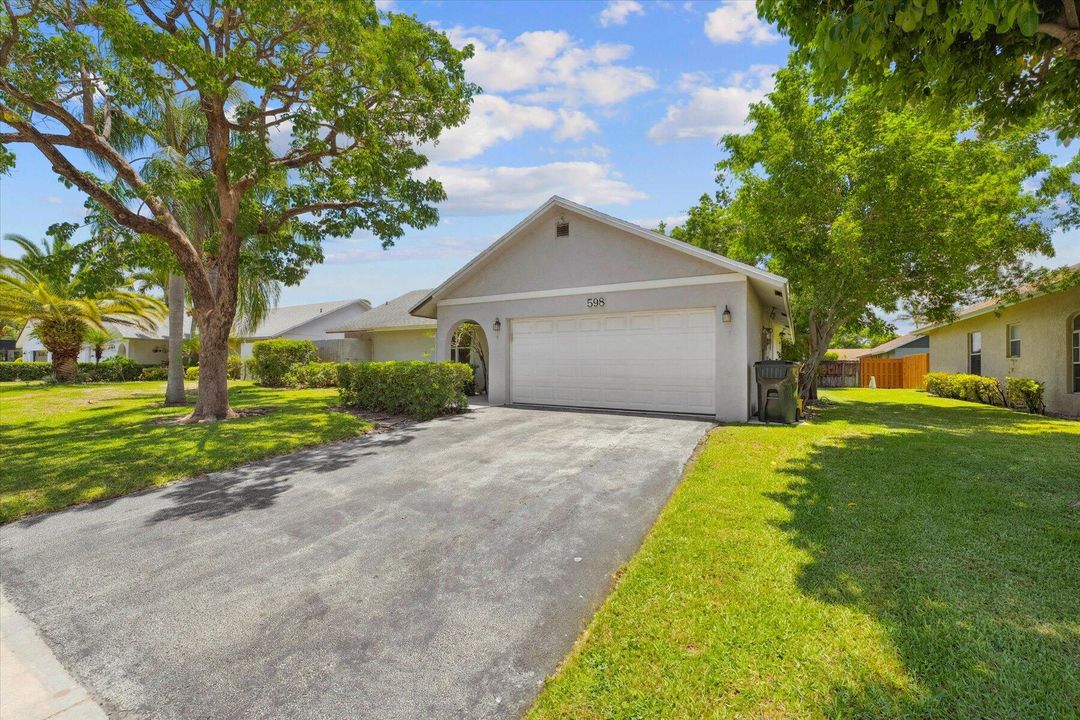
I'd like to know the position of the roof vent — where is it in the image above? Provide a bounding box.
[555,221,570,237]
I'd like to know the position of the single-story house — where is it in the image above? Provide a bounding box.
[916,272,1079,417]
[325,289,436,362]
[830,348,872,361]
[832,334,929,362]
[864,333,929,359]
[409,196,792,422]
[16,316,193,364]
[236,299,371,361]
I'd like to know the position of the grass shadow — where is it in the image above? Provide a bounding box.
[772,394,1080,717]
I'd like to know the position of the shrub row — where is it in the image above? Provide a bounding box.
[924,372,1045,414]
[0,358,153,382]
[0,362,53,381]
[283,361,339,388]
[338,361,473,421]
[184,356,249,382]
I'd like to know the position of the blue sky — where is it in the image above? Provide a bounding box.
[1,0,1077,315]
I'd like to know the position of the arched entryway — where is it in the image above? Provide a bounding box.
[449,320,489,397]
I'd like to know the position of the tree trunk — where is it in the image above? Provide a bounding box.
[189,313,235,421]
[52,351,79,383]
[798,317,839,402]
[164,273,187,405]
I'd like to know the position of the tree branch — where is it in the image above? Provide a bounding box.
[265,199,373,232]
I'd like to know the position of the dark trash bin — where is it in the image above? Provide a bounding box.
[755,361,799,424]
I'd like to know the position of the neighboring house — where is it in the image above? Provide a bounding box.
[16,317,194,364]
[916,275,1080,417]
[830,348,872,361]
[832,334,929,362]
[236,299,371,361]
[863,333,929,359]
[410,196,792,422]
[326,289,437,362]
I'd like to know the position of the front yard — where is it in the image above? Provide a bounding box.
[528,389,1079,719]
[0,381,371,523]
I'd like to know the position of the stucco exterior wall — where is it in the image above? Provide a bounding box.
[19,335,165,364]
[925,287,1080,417]
[369,329,436,362]
[434,280,753,422]
[448,207,729,299]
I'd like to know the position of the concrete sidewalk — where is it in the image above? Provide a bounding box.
[0,592,106,720]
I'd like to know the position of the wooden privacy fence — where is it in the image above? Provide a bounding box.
[860,353,929,389]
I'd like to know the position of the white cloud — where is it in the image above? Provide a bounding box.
[647,66,776,143]
[447,27,655,106]
[704,2,780,45]
[324,234,493,264]
[46,196,63,205]
[374,0,395,10]
[425,162,646,215]
[599,0,645,27]
[554,109,600,141]
[630,213,690,230]
[423,95,558,162]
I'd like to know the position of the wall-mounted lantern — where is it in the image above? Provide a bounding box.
[721,306,732,324]
[492,318,502,334]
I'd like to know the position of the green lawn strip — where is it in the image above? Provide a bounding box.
[527,389,1080,719]
[0,381,372,523]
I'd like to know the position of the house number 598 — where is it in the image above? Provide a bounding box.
[586,297,606,308]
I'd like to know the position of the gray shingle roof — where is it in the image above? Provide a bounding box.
[327,289,436,332]
[241,299,370,339]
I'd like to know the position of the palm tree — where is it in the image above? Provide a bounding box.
[0,235,165,382]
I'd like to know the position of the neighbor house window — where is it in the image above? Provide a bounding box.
[1006,324,1021,358]
[968,332,982,375]
[1072,315,1079,393]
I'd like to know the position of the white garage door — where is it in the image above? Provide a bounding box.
[510,308,716,415]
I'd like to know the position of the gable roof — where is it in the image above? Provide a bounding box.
[16,315,194,346]
[915,263,1080,334]
[831,348,872,361]
[410,196,792,333]
[239,298,370,339]
[863,333,927,356]
[326,289,437,332]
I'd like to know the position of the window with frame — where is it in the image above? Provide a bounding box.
[1006,324,1021,358]
[968,331,982,375]
[1072,315,1079,393]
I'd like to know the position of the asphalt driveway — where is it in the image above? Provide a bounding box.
[0,405,711,719]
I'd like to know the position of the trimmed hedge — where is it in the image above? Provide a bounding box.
[338,361,473,421]
[283,361,339,388]
[78,357,143,382]
[925,372,1045,414]
[0,362,52,381]
[139,366,170,381]
[251,339,319,387]
[185,365,200,381]
[1005,377,1045,414]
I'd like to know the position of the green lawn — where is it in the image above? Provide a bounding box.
[0,381,372,523]
[528,389,1080,719]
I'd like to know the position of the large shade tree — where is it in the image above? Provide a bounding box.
[0,1,476,420]
[759,0,1080,138]
[0,232,165,381]
[674,65,1073,398]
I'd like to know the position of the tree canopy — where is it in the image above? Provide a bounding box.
[0,0,476,419]
[759,0,1080,138]
[674,65,1073,396]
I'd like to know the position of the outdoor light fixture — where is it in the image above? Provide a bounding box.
[492,318,502,333]
[722,306,732,323]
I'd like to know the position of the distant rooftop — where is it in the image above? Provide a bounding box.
[327,289,436,333]
[242,298,370,339]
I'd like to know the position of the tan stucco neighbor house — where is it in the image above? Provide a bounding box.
[917,276,1080,417]
[409,196,792,422]
[326,289,437,362]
